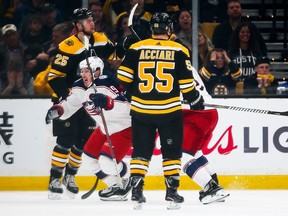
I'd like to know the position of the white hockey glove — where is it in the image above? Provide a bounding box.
[45,105,64,124]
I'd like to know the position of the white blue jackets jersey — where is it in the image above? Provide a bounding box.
[59,73,131,134]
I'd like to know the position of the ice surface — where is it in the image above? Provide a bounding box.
[0,190,287,216]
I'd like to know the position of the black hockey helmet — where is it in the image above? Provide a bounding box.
[150,12,173,35]
[72,8,93,23]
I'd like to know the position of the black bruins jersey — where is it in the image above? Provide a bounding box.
[117,38,198,120]
[48,32,115,100]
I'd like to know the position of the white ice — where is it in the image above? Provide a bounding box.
[0,190,287,216]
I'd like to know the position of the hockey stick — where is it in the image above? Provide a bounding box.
[128,3,141,41]
[81,176,99,199]
[78,32,123,188]
[182,100,288,116]
[204,103,288,116]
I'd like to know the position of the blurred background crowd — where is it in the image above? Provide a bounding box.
[0,0,287,96]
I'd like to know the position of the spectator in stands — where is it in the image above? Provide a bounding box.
[143,0,190,21]
[54,0,82,21]
[114,0,152,41]
[109,13,131,72]
[198,26,213,69]
[228,22,264,94]
[228,22,263,79]
[89,1,113,40]
[21,14,46,47]
[199,0,228,23]
[175,9,192,51]
[28,22,72,95]
[212,0,267,55]
[199,48,241,95]
[42,22,73,55]
[13,0,44,29]
[244,56,278,95]
[0,24,34,95]
[0,0,17,26]
[40,2,63,45]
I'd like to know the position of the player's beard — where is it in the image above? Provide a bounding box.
[83,29,93,37]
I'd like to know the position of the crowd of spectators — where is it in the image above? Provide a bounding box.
[0,0,281,96]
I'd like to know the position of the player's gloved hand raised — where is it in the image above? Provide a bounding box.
[89,93,114,110]
[190,91,205,110]
[45,105,64,124]
[123,34,139,50]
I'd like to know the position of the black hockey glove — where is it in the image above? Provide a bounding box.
[123,34,139,50]
[190,91,205,110]
[45,105,64,124]
[89,93,114,110]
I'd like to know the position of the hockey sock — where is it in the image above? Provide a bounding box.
[66,146,83,175]
[183,158,212,189]
[162,158,181,187]
[50,144,70,178]
[196,155,216,176]
[130,157,149,177]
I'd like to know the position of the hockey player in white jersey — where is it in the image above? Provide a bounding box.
[45,56,132,201]
[181,66,230,204]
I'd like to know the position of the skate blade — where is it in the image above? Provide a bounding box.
[134,202,144,210]
[167,201,181,210]
[100,196,128,201]
[48,191,62,200]
[63,187,77,199]
[202,190,230,205]
[133,197,146,210]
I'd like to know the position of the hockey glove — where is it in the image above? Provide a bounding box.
[45,105,64,124]
[190,91,205,110]
[89,93,114,110]
[123,34,139,50]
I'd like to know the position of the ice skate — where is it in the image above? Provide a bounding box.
[165,187,184,210]
[199,179,229,204]
[131,177,146,210]
[62,174,79,199]
[48,177,63,200]
[98,178,131,201]
[199,174,225,202]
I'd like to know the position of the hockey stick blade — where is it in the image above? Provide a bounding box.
[204,103,288,116]
[81,177,99,199]
[128,3,141,41]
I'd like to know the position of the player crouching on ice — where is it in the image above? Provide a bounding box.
[45,56,132,200]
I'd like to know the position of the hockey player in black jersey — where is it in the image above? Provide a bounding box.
[117,12,204,209]
[46,8,115,200]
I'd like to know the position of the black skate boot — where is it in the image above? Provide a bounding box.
[62,173,79,199]
[165,177,184,210]
[131,176,146,209]
[48,176,63,200]
[165,187,184,203]
[199,179,229,204]
[98,178,131,201]
[199,173,219,197]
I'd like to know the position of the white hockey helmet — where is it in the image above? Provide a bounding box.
[79,56,104,79]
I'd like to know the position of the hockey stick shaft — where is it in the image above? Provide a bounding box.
[204,103,288,116]
[81,176,99,199]
[79,33,123,188]
[128,3,141,41]
[182,100,288,116]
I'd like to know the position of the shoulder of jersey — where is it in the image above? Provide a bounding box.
[58,35,86,55]
[130,38,190,56]
[92,31,110,42]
